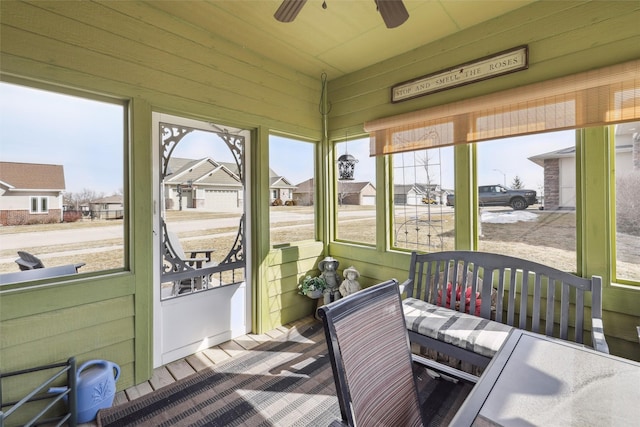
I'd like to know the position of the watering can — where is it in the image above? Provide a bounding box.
[49,359,121,423]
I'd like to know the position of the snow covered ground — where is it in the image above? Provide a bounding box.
[480,210,538,224]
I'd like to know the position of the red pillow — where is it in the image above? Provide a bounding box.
[437,282,481,316]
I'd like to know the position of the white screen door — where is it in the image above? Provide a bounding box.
[152,113,251,367]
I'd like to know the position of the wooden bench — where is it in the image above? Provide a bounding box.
[0,264,80,285]
[400,251,609,379]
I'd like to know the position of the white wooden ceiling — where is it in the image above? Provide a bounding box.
[152,0,535,79]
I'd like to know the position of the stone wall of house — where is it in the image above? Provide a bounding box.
[0,209,62,226]
[543,158,560,210]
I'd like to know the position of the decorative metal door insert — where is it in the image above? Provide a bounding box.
[159,122,245,299]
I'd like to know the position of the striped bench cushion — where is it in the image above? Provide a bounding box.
[402,297,513,358]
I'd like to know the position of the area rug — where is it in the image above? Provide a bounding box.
[97,321,472,427]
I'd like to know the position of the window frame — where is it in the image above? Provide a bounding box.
[29,196,49,214]
[268,133,319,248]
[333,135,377,247]
[0,77,130,283]
[389,146,455,253]
[610,123,640,286]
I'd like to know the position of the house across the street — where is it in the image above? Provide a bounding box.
[90,195,124,220]
[394,184,449,206]
[164,157,298,211]
[0,161,66,226]
[294,178,376,206]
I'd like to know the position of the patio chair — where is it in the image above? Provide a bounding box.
[318,279,433,427]
[15,250,85,272]
[165,231,216,295]
[15,250,45,270]
[166,231,215,269]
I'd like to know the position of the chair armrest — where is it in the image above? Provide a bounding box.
[411,354,478,384]
[15,258,39,270]
[182,256,209,268]
[186,249,215,262]
[591,318,610,354]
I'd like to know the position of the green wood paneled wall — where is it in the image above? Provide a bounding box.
[326,1,640,360]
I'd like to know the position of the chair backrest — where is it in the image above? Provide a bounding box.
[166,231,188,260]
[16,251,45,270]
[318,279,425,427]
[405,250,603,346]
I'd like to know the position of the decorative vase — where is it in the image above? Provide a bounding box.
[306,289,323,299]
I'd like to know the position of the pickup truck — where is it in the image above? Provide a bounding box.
[446,184,537,210]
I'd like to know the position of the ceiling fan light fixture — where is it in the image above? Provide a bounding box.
[274,0,308,23]
[375,0,409,28]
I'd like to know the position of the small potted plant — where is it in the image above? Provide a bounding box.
[298,275,326,299]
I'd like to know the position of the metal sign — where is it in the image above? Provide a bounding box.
[391,46,528,103]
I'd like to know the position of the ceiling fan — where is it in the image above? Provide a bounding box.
[274,0,409,29]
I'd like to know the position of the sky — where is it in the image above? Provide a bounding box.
[171,128,241,165]
[0,81,124,195]
[269,136,377,186]
[1,81,574,196]
[476,130,575,192]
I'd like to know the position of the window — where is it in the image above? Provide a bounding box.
[0,81,126,277]
[335,137,376,245]
[476,131,577,271]
[30,196,48,214]
[614,121,640,283]
[392,146,455,252]
[269,135,316,246]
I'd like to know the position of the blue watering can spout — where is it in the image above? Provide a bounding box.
[48,386,68,394]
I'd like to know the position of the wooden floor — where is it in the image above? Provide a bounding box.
[81,317,317,426]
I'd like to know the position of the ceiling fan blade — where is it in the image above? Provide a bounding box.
[274,0,308,23]
[376,0,409,28]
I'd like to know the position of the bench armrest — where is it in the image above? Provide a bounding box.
[591,318,610,354]
[398,278,412,297]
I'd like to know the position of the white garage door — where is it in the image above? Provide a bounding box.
[362,195,376,205]
[407,195,421,205]
[205,189,238,211]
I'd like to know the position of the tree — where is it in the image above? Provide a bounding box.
[65,188,104,210]
[511,175,524,189]
[416,149,439,202]
[616,171,640,236]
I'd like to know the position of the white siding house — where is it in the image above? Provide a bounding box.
[0,161,65,225]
